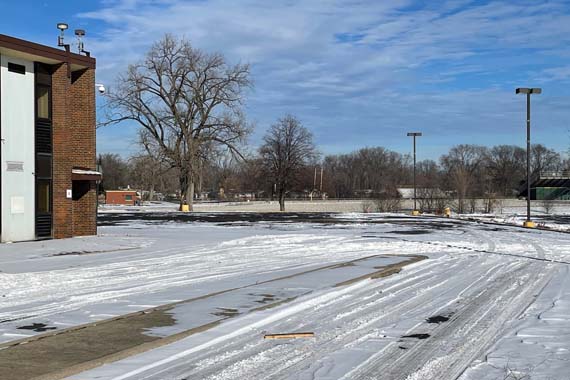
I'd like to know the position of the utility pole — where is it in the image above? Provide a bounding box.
[407,132,422,215]
[516,87,542,228]
[313,167,317,190]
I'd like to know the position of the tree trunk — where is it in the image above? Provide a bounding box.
[149,183,155,202]
[279,190,286,212]
[186,181,195,211]
[198,172,202,198]
[179,190,185,211]
[179,173,188,211]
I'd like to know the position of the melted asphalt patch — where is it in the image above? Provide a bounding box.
[426,314,451,324]
[17,323,57,332]
[97,212,465,231]
[387,229,432,235]
[402,333,431,340]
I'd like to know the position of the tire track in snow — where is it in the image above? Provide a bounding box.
[377,228,570,265]
[132,256,536,380]
[347,262,552,380]
[123,227,559,380]
[120,257,462,379]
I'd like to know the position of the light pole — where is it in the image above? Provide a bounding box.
[407,132,422,215]
[515,87,541,228]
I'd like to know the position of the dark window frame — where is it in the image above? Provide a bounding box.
[8,62,26,75]
[35,64,53,122]
[36,179,51,214]
[34,62,54,239]
[36,84,52,121]
[36,153,52,179]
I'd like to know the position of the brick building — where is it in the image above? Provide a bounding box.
[0,34,100,242]
[105,190,140,206]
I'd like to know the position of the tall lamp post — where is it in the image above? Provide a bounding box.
[407,132,422,215]
[515,87,541,228]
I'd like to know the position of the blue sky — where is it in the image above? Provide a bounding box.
[2,0,570,160]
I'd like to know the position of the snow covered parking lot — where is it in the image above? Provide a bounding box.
[1,212,570,379]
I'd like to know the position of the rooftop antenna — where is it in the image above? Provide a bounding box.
[75,29,90,57]
[57,23,70,52]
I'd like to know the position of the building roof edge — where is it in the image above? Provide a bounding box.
[0,34,95,69]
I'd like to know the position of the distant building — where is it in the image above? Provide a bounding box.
[519,171,570,200]
[105,190,140,206]
[1,34,99,242]
[353,189,375,198]
[397,188,415,199]
[397,187,446,199]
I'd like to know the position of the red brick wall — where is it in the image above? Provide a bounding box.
[70,69,97,237]
[52,65,97,238]
[105,191,138,206]
[52,64,73,239]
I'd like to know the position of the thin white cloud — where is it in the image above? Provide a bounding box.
[84,0,570,156]
[541,66,570,82]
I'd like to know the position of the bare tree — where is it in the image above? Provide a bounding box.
[542,198,555,214]
[416,159,444,212]
[322,147,410,198]
[236,156,270,199]
[487,145,526,196]
[98,153,130,192]
[209,150,241,198]
[441,144,487,213]
[259,115,318,211]
[374,195,402,212]
[103,34,251,210]
[129,154,169,202]
[531,144,562,176]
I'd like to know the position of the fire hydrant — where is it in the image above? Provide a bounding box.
[444,207,451,218]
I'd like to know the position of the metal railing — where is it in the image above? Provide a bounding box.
[539,171,570,179]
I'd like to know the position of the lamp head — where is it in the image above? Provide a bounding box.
[516,88,542,95]
[57,23,69,48]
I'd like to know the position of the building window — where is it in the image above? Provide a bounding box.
[125,195,133,201]
[37,180,51,213]
[36,86,51,120]
[36,70,51,85]
[36,154,52,178]
[8,62,26,75]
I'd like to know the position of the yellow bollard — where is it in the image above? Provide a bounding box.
[523,220,536,228]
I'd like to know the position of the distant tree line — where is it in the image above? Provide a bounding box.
[100,142,566,212]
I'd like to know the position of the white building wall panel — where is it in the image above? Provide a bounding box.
[0,54,35,242]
